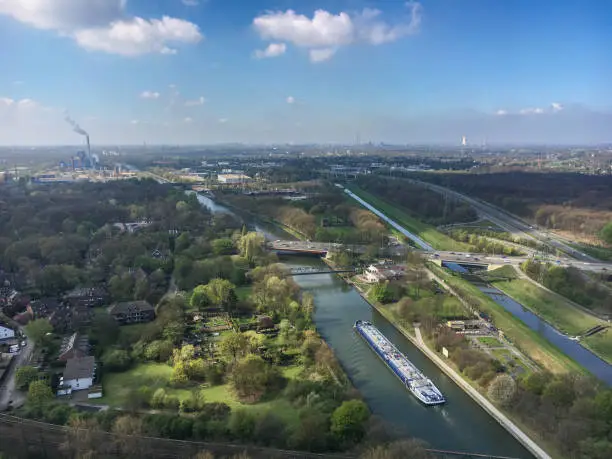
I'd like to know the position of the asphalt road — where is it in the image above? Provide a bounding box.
[406,179,600,262]
[0,341,34,411]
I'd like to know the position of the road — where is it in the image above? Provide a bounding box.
[405,178,599,262]
[0,341,34,411]
[269,240,612,273]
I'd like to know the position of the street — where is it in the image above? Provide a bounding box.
[0,340,34,411]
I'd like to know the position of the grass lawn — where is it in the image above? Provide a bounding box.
[582,330,612,365]
[346,185,472,252]
[492,279,604,337]
[98,362,307,426]
[428,263,586,375]
[118,323,151,344]
[477,336,502,347]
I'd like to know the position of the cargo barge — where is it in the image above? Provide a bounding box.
[354,320,446,405]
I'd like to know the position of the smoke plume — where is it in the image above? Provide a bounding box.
[65,114,88,137]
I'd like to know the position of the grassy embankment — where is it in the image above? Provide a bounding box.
[345,185,473,252]
[492,277,612,364]
[428,263,586,375]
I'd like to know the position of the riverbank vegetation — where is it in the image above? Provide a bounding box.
[427,264,584,375]
[372,260,612,459]
[218,182,387,246]
[344,185,471,251]
[445,229,526,256]
[521,260,611,316]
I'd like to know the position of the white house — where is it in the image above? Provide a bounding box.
[217,174,251,185]
[57,356,96,396]
[364,264,405,283]
[0,325,15,341]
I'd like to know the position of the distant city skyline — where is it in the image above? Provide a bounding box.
[0,0,610,145]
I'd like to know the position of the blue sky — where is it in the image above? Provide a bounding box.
[0,0,610,145]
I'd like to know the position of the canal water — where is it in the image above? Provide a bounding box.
[195,193,532,458]
[478,285,612,385]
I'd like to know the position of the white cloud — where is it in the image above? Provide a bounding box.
[0,0,127,30]
[0,1,203,56]
[184,117,193,123]
[519,107,544,115]
[182,0,199,6]
[252,2,422,61]
[0,97,40,109]
[141,91,160,99]
[0,97,14,107]
[12,80,24,86]
[218,118,228,124]
[254,43,287,59]
[74,16,203,56]
[184,96,205,106]
[495,109,508,116]
[130,119,140,124]
[309,48,335,62]
[286,96,295,104]
[17,98,37,109]
[551,102,564,112]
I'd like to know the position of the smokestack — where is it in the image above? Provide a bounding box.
[86,135,92,168]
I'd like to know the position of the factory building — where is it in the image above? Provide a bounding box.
[217,174,252,185]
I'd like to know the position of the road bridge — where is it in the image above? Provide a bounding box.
[268,240,367,255]
[287,267,356,276]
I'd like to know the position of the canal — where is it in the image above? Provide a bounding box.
[195,193,532,458]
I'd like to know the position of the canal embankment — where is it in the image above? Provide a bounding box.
[341,269,551,459]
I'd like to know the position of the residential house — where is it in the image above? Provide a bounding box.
[58,333,90,362]
[64,287,109,308]
[109,300,155,325]
[0,325,15,341]
[364,264,405,283]
[28,298,90,333]
[57,356,96,396]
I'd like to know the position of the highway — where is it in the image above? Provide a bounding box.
[405,178,599,262]
[269,240,612,273]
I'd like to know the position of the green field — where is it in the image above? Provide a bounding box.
[98,363,305,424]
[476,336,502,347]
[346,186,472,252]
[428,263,586,375]
[492,279,603,336]
[235,286,253,302]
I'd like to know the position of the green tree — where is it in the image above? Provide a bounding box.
[330,399,370,443]
[28,380,53,405]
[600,221,612,245]
[190,285,211,309]
[15,366,39,390]
[219,331,249,362]
[228,355,282,403]
[238,232,265,263]
[204,278,236,310]
[25,319,53,345]
[102,349,132,372]
[487,374,517,406]
[212,238,235,255]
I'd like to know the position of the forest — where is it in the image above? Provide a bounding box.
[405,171,612,244]
[354,175,478,226]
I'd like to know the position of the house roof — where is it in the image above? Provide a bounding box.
[65,287,107,299]
[59,333,90,356]
[63,356,96,380]
[110,300,154,315]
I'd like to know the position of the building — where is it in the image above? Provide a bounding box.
[0,325,15,341]
[217,174,252,185]
[58,333,90,362]
[57,356,96,395]
[28,298,61,319]
[64,287,109,308]
[446,320,483,333]
[364,264,405,283]
[109,300,155,325]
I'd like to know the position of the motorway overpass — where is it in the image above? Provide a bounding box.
[268,240,612,273]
